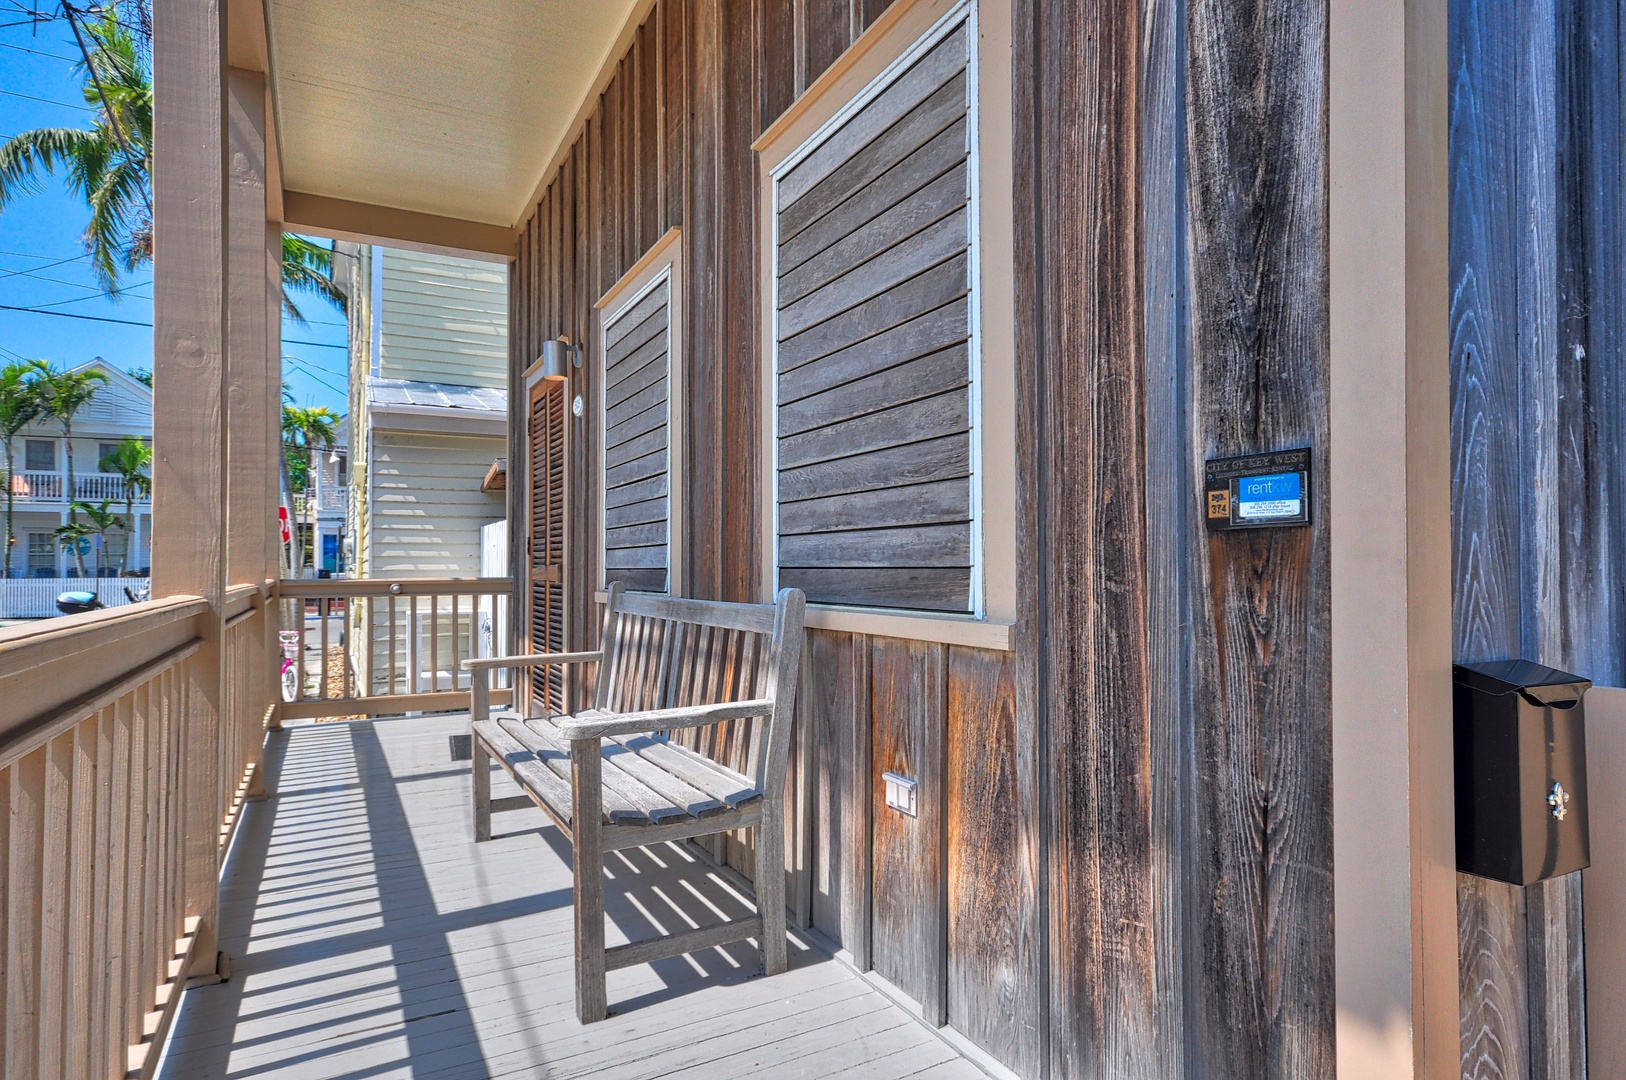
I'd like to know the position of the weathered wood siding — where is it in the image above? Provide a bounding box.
[512,1,1341,1077]
[772,18,975,614]
[602,278,673,594]
[1450,0,1626,1075]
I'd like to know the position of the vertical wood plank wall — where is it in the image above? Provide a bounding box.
[1184,3,1335,1078]
[1450,0,1625,1076]
[509,2,1042,1074]
[512,1,1340,1077]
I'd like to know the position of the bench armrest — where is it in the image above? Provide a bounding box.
[554,698,775,740]
[461,650,602,673]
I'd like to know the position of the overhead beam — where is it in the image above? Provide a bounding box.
[282,191,517,260]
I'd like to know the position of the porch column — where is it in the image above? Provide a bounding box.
[152,0,229,977]
[226,65,276,793]
[1329,0,1457,1075]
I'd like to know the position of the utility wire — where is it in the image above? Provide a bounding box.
[0,39,76,61]
[0,301,350,347]
[0,85,92,110]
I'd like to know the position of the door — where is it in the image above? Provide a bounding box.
[528,377,567,714]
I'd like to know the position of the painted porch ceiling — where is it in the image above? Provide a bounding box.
[265,0,637,227]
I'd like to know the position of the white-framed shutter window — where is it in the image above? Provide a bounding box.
[770,4,979,616]
[598,230,684,595]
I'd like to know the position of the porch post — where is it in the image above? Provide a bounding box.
[1329,0,1457,1075]
[227,65,275,795]
[151,0,229,977]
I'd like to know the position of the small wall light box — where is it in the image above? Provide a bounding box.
[538,337,581,382]
[1204,447,1312,532]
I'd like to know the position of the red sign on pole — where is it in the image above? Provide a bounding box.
[279,504,291,544]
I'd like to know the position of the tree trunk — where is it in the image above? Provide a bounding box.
[4,443,14,579]
[281,441,300,577]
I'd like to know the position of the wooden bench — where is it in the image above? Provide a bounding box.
[463,583,806,1023]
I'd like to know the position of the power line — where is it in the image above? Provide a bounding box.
[0,247,89,262]
[0,301,352,346]
[0,302,149,327]
[0,38,75,61]
[0,86,93,111]
[0,252,91,280]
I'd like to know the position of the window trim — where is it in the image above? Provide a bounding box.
[593,227,685,595]
[753,0,1016,648]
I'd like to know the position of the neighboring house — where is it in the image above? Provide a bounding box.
[4,359,152,578]
[339,245,509,580]
[290,416,349,576]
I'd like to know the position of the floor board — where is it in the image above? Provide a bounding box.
[159,714,984,1079]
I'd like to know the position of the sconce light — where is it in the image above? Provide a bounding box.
[539,337,580,382]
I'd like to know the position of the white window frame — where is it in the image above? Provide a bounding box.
[753,0,1015,651]
[594,227,685,595]
[25,439,55,472]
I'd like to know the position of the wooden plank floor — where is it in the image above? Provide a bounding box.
[159,714,985,1080]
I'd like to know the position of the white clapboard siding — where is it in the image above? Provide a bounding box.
[773,15,975,615]
[368,432,506,577]
[379,249,509,388]
[602,275,672,594]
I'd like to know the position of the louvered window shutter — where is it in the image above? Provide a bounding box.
[528,380,567,713]
[772,17,975,613]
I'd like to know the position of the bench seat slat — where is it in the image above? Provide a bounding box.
[516,717,695,827]
[498,716,687,827]
[473,718,574,828]
[607,733,763,810]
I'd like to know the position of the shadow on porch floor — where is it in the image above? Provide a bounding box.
[157,714,984,1079]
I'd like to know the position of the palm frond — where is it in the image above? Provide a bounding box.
[0,127,106,209]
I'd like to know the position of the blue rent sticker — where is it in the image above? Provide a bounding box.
[1235,472,1302,520]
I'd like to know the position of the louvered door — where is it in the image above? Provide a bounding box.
[528,378,567,713]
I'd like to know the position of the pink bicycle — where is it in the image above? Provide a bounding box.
[279,630,301,702]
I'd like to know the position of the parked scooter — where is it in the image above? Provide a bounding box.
[56,591,104,615]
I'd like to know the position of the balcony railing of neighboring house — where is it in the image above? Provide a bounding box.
[290,488,349,519]
[12,470,65,500]
[273,577,513,720]
[0,584,272,1080]
[5,471,152,503]
[320,485,347,511]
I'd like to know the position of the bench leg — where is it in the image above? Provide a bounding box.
[572,738,608,1023]
[471,736,492,843]
[757,817,787,976]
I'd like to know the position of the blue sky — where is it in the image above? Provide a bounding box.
[0,12,348,413]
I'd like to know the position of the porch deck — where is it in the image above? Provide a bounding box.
[157,714,984,1080]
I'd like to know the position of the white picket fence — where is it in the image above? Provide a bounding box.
[0,577,142,619]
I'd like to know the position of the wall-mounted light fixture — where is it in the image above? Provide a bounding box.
[538,337,581,382]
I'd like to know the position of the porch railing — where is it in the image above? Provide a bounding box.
[274,578,513,721]
[0,584,271,1080]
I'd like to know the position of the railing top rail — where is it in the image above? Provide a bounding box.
[0,637,202,770]
[0,594,207,671]
[274,577,514,598]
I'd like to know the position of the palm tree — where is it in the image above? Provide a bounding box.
[99,435,152,572]
[38,365,109,505]
[281,405,341,576]
[0,7,150,294]
[66,499,125,577]
[0,5,346,315]
[282,236,348,324]
[54,519,93,578]
[0,360,48,578]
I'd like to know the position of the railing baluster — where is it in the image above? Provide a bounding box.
[6,746,46,1080]
[409,594,420,696]
[319,595,331,701]
[430,594,440,693]
[65,720,97,1080]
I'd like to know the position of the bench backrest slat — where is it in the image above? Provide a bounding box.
[592,582,806,797]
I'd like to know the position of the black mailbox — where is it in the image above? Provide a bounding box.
[1454,659,1590,885]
